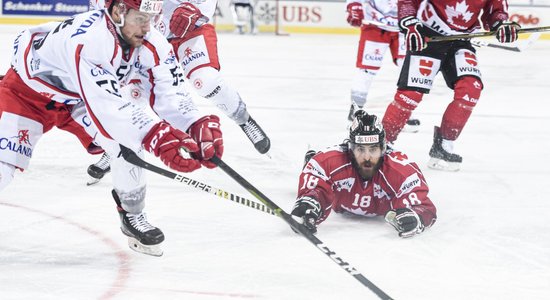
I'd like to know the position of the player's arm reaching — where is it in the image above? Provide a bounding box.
[137,29,223,168]
[482,0,520,43]
[291,153,336,234]
[383,154,437,238]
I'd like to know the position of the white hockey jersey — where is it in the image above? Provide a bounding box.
[11,10,200,151]
[347,0,399,32]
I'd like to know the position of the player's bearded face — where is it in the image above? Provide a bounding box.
[120,9,154,47]
[350,143,383,180]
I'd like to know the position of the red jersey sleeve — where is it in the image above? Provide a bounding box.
[481,0,510,30]
[297,150,347,223]
[380,152,437,228]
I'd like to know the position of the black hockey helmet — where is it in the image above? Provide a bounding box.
[349,110,386,151]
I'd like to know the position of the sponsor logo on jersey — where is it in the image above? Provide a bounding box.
[304,160,329,180]
[131,88,141,99]
[464,52,477,66]
[0,130,33,158]
[181,47,206,66]
[205,85,221,98]
[334,177,354,192]
[373,183,389,199]
[418,59,433,76]
[91,64,111,77]
[164,49,177,65]
[444,1,474,30]
[30,57,40,71]
[193,78,203,89]
[397,93,419,107]
[398,173,421,196]
[71,11,101,38]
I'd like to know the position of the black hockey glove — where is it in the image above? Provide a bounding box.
[385,208,425,238]
[399,16,426,52]
[491,21,521,43]
[290,196,321,234]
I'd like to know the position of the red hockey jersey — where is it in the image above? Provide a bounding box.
[297,145,437,227]
[399,0,510,35]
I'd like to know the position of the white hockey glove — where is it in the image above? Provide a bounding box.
[291,196,321,234]
[385,208,425,238]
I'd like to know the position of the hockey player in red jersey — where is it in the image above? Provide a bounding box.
[382,0,520,171]
[291,110,437,238]
[345,0,420,132]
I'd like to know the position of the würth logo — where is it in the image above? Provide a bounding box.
[464,52,477,66]
[419,59,433,76]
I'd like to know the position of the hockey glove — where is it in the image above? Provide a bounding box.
[170,3,203,38]
[399,16,426,52]
[188,115,224,169]
[385,208,425,238]
[143,122,201,173]
[492,21,521,43]
[346,2,364,27]
[290,196,322,234]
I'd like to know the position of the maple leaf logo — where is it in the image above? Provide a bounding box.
[445,1,474,28]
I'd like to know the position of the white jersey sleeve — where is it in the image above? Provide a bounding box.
[346,0,399,32]
[11,10,161,151]
[135,28,201,131]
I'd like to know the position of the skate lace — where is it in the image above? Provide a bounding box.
[242,120,265,144]
[127,212,155,233]
[94,153,111,170]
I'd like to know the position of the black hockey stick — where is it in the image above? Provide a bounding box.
[119,146,276,216]
[429,25,550,42]
[210,156,393,300]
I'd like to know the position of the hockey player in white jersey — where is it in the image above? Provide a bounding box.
[229,0,257,34]
[87,0,271,184]
[346,0,419,131]
[0,0,224,256]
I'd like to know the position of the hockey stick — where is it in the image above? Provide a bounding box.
[210,156,393,300]
[429,25,550,42]
[119,146,276,216]
[361,19,535,52]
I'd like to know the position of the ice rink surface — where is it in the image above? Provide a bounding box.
[0,24,549,299]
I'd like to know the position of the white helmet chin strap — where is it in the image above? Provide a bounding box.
[105,3,127,33]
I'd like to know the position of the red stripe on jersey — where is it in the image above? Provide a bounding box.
[23,33,80,98]
[143,40,160,66]
[147,69,156,107]
[74,43,113,140]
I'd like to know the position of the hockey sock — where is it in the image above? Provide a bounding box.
[382,89,423,142]
[440,76,482,140]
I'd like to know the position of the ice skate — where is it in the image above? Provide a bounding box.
[240,116,271,154]
[87,152,111,186]
[427,126,462,172]
[402,118,420,133]
[112,190,164,256]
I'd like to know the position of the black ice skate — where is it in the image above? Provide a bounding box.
[402,118,421,133]
[87,152,111,186]
[427,126,462,172]
[240,116,271,154]
[112,190,164,256]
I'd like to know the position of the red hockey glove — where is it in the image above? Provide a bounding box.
[492,21,521,43]
[143,122,201,173]
[290,196,321,234]
[188,115,223,168]
[385,208,425,238]
[399,16,426,52]
[169,3,203,38]
[346,2,364,27]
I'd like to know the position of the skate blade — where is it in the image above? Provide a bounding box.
[86,176,101,186]
[127,237,163,257]
[402,124,420,133]
[427,157,461,172]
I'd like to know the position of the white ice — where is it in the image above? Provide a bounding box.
[0,25,549,300]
